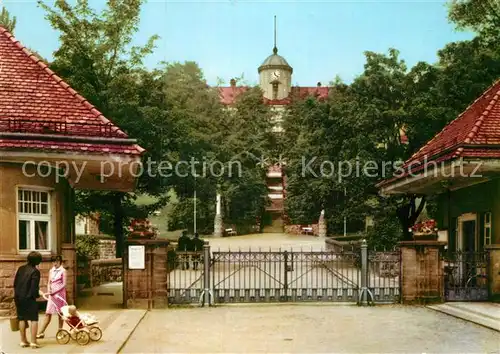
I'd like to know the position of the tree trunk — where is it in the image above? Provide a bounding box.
[397,195,426,241]
[113,192,125,258]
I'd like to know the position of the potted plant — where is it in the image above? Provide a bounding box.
[128,218,156,239]
[410,219,438,241]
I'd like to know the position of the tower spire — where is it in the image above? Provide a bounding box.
[273,15,278,54]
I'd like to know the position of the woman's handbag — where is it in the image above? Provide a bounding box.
[10,316,19,331]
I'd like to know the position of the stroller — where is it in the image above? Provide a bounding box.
[46,294,103,346]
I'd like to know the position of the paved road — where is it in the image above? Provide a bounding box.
[206,233,327,251]
[120,304,500,353]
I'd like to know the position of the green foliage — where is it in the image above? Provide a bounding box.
[283,29,500,244]
[39,0,168,255]
[168,197,215,235]
[447,0,500,42]
[366,210,402,250]
[75,234,100,260]
[0,7,16,33]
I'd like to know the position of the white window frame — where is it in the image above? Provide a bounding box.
[484,212,492,247]
[16,186,53,254]
[456,213,478,252]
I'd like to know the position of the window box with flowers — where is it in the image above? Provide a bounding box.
[128,218,157,239]
[410,219,439,241]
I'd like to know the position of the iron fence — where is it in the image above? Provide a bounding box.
[368,250,400,303]
[444,250,489,301]
[211,249,360,303]
[167,241,401,306]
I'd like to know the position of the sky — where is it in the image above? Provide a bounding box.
[4,0,474,86]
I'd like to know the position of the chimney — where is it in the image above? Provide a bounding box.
[317,82,322,87]
[230,78,236,87]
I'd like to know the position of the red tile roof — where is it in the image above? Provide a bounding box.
[379,78,500,186]
[218,86,329,106]
[0,26,144,156]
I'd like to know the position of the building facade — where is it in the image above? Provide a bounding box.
[379,79,500,250]
[218,44,329,232]
[0,26,144,314]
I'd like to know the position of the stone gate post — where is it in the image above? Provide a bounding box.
[486,244,500,302]
[399,240,446,304]
[123,239,170,309]
[214,193,223,237]
[61,243,77,305]
[318,210,327,238]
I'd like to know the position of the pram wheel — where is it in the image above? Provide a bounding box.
[56,329,70,344]
[89,326,102,341]
[76,330,90,345]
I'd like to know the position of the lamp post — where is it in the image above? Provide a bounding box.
[343,187,347,237]
[194,175,197,234]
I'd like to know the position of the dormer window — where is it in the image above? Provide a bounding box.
[272,82,279,100]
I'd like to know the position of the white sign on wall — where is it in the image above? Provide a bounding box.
[128,245,145,270]
[438,230,448,243]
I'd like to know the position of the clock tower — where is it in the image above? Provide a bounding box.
[258,17,293,100]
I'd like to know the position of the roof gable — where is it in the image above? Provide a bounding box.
[0,26,143,155]
[404,79,500,169]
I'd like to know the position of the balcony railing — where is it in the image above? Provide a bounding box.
[0,118,126,138]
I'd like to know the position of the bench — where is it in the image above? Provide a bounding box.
[225,228,237,236]
[301,226,313,235]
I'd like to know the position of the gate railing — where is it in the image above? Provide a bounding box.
[444,250,489,301]
[167,241,401,306]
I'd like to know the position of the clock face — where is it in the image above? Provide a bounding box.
[272,70,281,79]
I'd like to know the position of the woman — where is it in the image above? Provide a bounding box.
[37,255,66,339]
[14,251,42,348]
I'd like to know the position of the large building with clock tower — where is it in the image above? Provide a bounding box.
[217,21,329,233]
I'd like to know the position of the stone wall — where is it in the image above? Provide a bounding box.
[90,258,122,287]
[98,238,116,260]
[486,244,500,302]
[124,239,170,309]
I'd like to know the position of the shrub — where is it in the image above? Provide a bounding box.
[75,234,100,260]
[367,216,402,250]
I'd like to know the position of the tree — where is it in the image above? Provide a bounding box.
[40,0,165,256]
[217,87,274,232]
[448,0,500,42]
[284,35,500,246]
[0,6,16,33]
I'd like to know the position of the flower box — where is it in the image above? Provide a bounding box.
[411,219,438,241]
[128,218,157,239]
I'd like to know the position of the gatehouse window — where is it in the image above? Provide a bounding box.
[484,212,492,246]
[17,188,52,251]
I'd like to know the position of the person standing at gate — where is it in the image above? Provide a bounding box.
[14,251,42,349]
[177,231,192,269]
[192,233,204,270]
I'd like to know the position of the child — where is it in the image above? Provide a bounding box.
[64,305,84,329]
[63,305,98,329]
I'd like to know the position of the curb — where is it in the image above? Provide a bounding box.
[427,304,500,332]
[116,310,148,354]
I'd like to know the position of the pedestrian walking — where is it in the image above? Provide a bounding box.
[37,255,66,339]
[14,251,43,349]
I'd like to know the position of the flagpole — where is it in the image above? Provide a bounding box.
[194,176,197,234]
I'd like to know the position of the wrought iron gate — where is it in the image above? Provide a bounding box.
[444,250,489,301]
[167,243,401,305]
[211,250,360,303]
